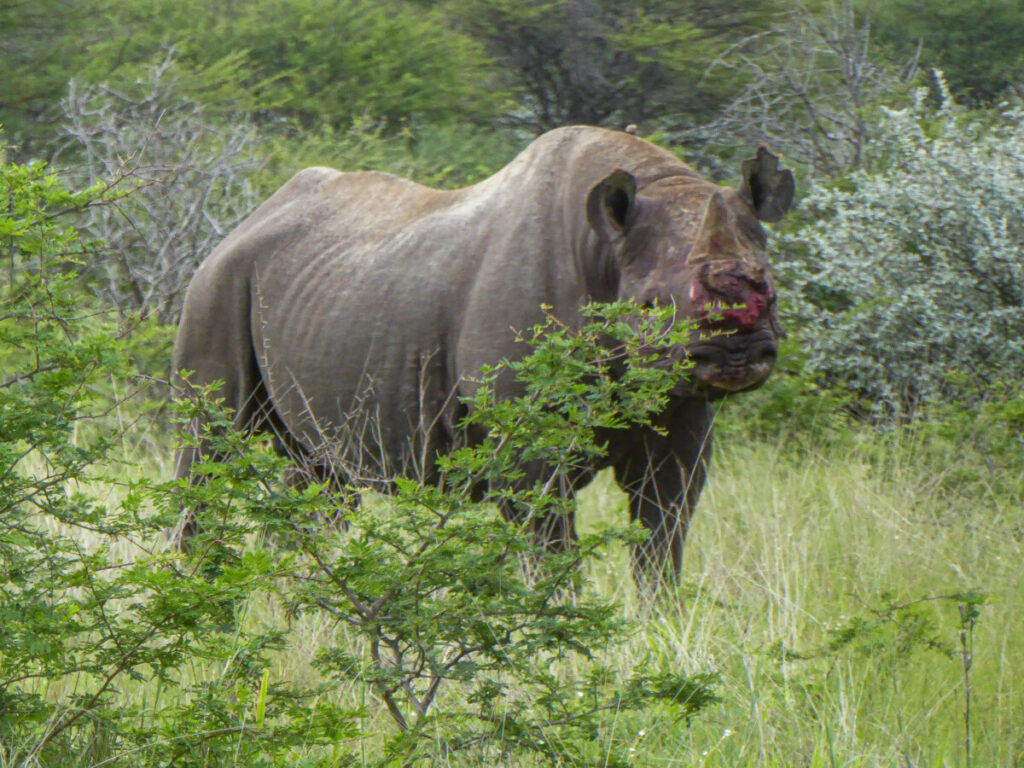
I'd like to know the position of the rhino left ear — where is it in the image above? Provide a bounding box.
[739,147,795,223]
[587,169,637,242]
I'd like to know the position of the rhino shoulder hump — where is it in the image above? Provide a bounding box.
[282,166,345,196]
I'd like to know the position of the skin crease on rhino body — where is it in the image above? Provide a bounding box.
[173,125,794,587]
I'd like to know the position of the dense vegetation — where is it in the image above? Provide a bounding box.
[2,0,1022,765]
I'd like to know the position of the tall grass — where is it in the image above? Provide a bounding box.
[30,417,1023,767]
[575,425,1023,766]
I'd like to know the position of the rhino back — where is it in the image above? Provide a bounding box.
[246,147,567,451]
[181,126,693,476]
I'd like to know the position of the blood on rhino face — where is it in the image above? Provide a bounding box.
[585,150,791,396]
[682,258,780,394]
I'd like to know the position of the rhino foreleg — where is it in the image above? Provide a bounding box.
[613,400,713,589]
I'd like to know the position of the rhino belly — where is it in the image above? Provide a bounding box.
[251,270,459,487]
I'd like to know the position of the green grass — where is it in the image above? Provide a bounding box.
[225,422,1022,766]
[573,429,1024,766]
[24,420,1024,767]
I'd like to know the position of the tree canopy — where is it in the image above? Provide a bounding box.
[444,0,780,131]
[864,0,1024,105]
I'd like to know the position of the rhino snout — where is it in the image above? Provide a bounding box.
[687,331,777,393]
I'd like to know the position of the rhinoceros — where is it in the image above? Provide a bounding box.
[173,125,793,585]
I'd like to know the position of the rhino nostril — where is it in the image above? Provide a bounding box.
[749,344,778,368]
[687,347,719,366]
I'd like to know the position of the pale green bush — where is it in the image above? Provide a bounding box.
[778,75,1024,415]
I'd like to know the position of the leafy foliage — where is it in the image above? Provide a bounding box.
[90,0,507,133]
[447,303,697,492]
[864,0,1024,106]
[0,0,111,160]
[0,146,350,766]
[258,116,519,192]
[777,77,1024,414]
[784,591,986,663]
[444,0,777,131]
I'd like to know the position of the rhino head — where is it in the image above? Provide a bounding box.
[586,147,794,395]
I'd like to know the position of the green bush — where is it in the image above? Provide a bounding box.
[88,0,507,133]
[258,117,520,192]
[0,140,352,766]
[0,152,715,765]
[776,75,1024,416]
[864,0,1024,106]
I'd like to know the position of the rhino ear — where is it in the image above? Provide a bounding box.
[739,147,795,223]
[587,169,637,242]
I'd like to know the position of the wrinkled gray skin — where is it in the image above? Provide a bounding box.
[173,126,793,587]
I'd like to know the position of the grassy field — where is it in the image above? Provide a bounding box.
[177,417,1018,767]
[573,426,1023,767]
[21,413,1024,767]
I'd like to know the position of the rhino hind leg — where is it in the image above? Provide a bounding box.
[172,374,286,547]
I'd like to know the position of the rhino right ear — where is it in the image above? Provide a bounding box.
[739,147,795,223]
[587,169,637,242]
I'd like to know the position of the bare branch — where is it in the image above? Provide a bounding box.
[688,1,913,176]
[56,51,264,324]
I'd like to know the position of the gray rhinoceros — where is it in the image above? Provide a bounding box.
[173,125,793,585]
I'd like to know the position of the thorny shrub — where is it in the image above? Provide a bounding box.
[1,147,715,767]
[57,51,262,325]
[777,73,1024,417]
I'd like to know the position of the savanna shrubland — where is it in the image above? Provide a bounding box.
[777,75,1024,416]
[4,131,1022,766]
[4,8,1024,760]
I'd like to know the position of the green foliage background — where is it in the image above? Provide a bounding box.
[2,0,1023,765]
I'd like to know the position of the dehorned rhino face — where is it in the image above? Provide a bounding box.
[586,147,794,396]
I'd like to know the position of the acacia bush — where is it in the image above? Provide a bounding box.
[0,139,356,767]
[85,0,507,134]
[259,116,519,193]
[776,76,1024,416]
[863,0,1024,106]
[1,149,715,765]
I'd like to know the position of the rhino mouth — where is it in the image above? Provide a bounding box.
[685,329,777,394]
